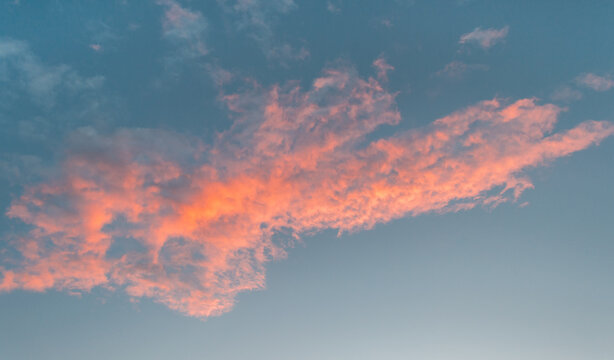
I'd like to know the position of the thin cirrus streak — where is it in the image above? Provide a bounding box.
[1,62,613,318]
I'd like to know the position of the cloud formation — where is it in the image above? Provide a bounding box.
[0,38,108,150]
[575,73,614,92]
[459,26,509,49]
[0,38,104,108]
[1,62,613,318]
[373,57,394,82]
[158,0,208,63]
[550,85,583,102]
[218,0,295,34]
[326,1,341,13]
[218,0,308,62]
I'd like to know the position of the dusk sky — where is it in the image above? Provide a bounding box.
[1,1,614,359]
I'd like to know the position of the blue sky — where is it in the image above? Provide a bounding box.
[1,1,614,359]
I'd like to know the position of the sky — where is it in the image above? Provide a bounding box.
[1,1,614,359]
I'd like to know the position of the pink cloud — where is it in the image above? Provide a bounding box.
[576,73,614,92]
[459,26,509,49]
[1,64,613,318]
[373,57,394,82]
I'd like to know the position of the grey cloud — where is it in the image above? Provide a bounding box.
[459,26,509,49]
[0,38,104,109]
[436,61,488,78]
[217,0,307,63]
[575,73,614,92]
[157,0,209,67]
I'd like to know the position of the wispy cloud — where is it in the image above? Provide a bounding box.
[550,72,613,103]
[218,0,308,63]
[85,20,120,53]
[219,0,296,32]
[205,63,235,87]
[326,1,341,13]
[158,0,208,64]
[575,73,614,91]
[459,26,509,49]
[266,43,310,63]
[1,63,612,318]
[550,85,583,102]
[436,61,488,78]
[0,38,104,108]
[373,57,394,82]
[0,154,49,185]
[0,38,109,180]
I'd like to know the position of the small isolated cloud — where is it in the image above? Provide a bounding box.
[86,20,120,52]
[89,44,102,52]
[459,26,509,49]
[381,18,393,28]
[373,57,394,82]
[550,85,583,102]
[2,61,613,319]
[575,73,614,91]
[158,0,208,64]
[326,1,341,13]
[436,61,488,78]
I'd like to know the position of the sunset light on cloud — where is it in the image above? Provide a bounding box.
[1,2,614,359]
[2,63,612,317]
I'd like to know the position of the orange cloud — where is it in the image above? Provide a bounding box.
[373,57,394,82]
[1,65,613,318]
